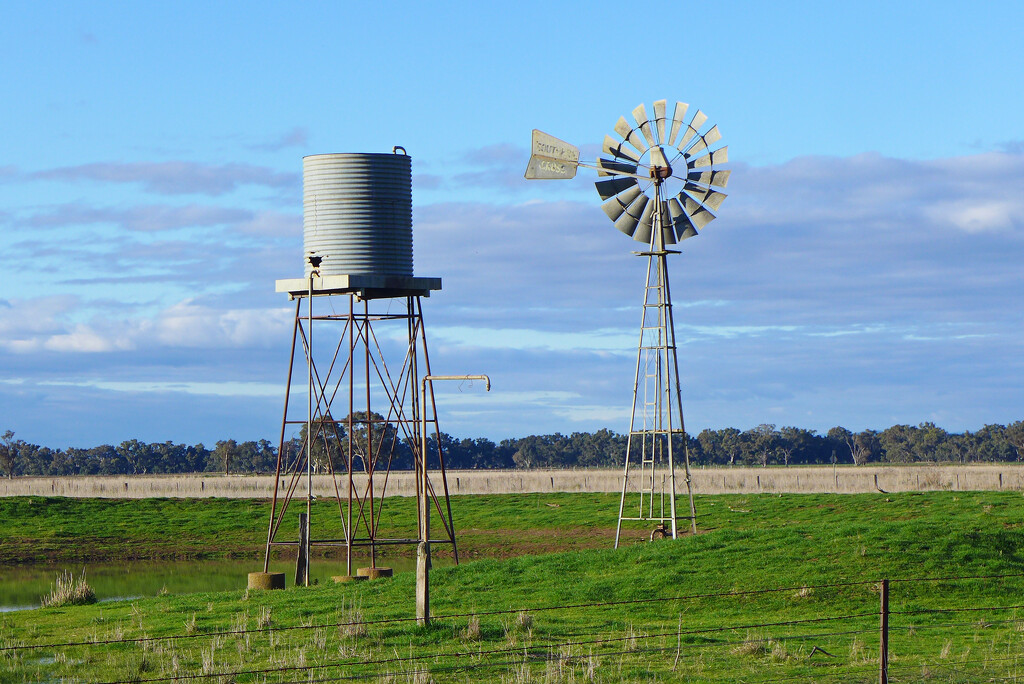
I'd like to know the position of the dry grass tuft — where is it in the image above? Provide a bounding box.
[733,638,768,657]
[338,600,367,639]
[624,623,645,652]
[732,632,785,659]
[461,614,481,641]
[40,570,97,608]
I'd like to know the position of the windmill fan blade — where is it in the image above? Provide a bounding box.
[684,125,722,158]
[597,157,638,177]
[633,103,657,148]
[689,207,715,229]
[596,175,639,200]
[678,192,716,229]
[689,109,708,132]
[614,193,649,237]
[649,146,670,169]
[668,199,699,241]
[689,146,728,169]
[602,135,640,163]
[668,101,689,146]
[633,208,654,245]
[657,200,676,245]
[687,169,731,189]
[676,109,708,150]
[653,99,667,145]
[637,197,656,229]
[614,116,648,155]
[601,185,642,222]
[684,184,728,211]
[676,126,697,150]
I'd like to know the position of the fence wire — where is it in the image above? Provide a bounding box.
[7,571,1024,683]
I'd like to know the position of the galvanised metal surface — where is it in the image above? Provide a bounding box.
[303,152,413,277]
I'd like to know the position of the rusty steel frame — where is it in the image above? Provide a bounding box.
[262,292,457,580]
[614,179,698,548]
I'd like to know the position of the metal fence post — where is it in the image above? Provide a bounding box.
[880,578,889,684]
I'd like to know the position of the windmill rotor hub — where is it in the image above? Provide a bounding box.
[651,163,673,181]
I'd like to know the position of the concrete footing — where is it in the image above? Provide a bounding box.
[332,575,368,583]
[357,567,394,579]
[247,572,286,590]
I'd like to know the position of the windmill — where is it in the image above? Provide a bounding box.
[525,99,729,547]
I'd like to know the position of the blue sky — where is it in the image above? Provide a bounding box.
[1,1,1022,448]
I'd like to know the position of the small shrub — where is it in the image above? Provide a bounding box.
[40,570,97,608]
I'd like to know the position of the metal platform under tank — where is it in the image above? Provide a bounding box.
[275,274,441,300]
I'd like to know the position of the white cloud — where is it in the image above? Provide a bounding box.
[23,203,253,232]
[431,325,635,352]
[0,295,292,354]
[43,325,132,353]
[39,379,283,398]
[236,210,301,236]
[249,127,308,152]
[926,200,1022,233]
[32,161,298,196]
[553,404,630,424]
[136,300,293,349]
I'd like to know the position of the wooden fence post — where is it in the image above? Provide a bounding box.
[880,578,889,684]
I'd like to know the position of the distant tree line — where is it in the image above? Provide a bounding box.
[1,420,1023,478]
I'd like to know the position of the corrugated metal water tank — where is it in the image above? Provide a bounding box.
[303,152,413,277]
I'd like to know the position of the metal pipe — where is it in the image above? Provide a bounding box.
[346,295,355,578]
[304,272,313,586]
[417,374,490,626]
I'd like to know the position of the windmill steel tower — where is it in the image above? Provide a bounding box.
[260,149,458,584]
[525,100,729,547]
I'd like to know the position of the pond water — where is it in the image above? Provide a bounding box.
[0,555,445,612]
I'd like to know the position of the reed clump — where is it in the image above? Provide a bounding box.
[40,570,97,608]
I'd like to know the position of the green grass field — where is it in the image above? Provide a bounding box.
[3,491,1024,682]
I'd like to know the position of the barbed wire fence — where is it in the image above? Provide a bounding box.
[5,573,1024,682]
